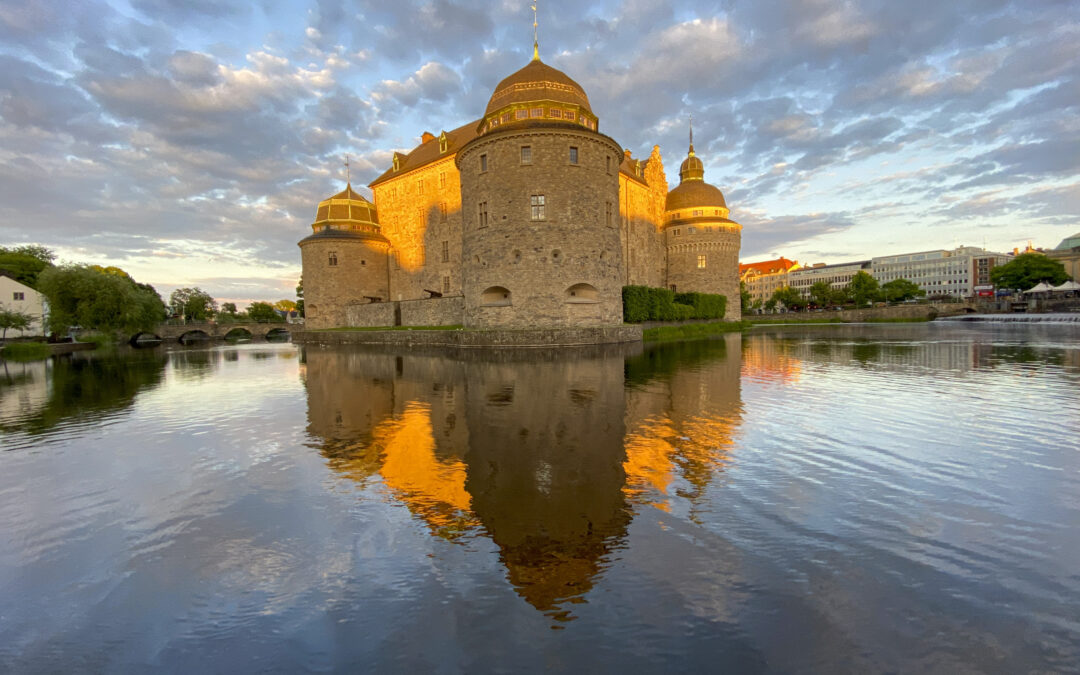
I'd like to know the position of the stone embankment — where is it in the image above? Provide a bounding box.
[292,324,642,348]
[749,303,976,323]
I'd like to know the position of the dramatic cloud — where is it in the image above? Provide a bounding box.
[0,0,1076,302]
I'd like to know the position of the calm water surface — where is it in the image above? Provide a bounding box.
[1,325,1078,673]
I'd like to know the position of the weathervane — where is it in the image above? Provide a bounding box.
[532,1,539,61]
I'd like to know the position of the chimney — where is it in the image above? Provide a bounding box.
[421,131,435,143]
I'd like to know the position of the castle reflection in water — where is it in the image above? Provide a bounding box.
[299,335,748,621]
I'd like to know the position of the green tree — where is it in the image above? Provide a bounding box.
[247,301,285,323]
[880,278,925,303]
[0,307,33,340]
[764,298,777,311]
[770,286,806,310]
[847,271,880,307]
[808,281,834,307]
[169,287,217,321]
[37,265,166,335]
[296,277,304,317]
[990,253,1068,291]
[221,302,238,315]
[740,281,752,313]
[0,245,55,287]
[274,299,297,315]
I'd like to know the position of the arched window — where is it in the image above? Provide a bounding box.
[480,286,512,307]
[565,283,599,304]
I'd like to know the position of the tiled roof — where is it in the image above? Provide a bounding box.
[369,120,481,187]
[739,258,798,275]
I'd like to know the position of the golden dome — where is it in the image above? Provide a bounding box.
[301,184,389,246]
[666,145,728,212]
[485,59,592,116]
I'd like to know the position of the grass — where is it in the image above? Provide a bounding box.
[643,321,750,342]
[77,332,116,348]
[1,342,51,361]
[319,325,464,332]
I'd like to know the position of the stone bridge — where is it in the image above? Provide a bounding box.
[130,322,292,344]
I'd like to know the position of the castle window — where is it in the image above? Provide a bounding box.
[328,251,338,266]
[417,207,424,227]
[530,194,546,221]
[520,146,532,164]
[605,201,613,228]
[674,229,681,236]
[501,112,512,123]
[606,156,612,173]
[440,202,447,222]
[698,255,707,269]
[443,276,451,294]
[670,284,677,293]
[478,201,489,228]
[480,286,512,307]
[417,178,424,195]
[569,146,578,164]
[439,171,446,188]
[550,109,561,118]
[515,109,528,119]
[566,111,576,121]
[688,226,695,234]
[566,283,599,304]
[693,209,702,216]
[439,133,448,153]
[531,108,543,118]
[393,155,400,171]
[479,154,487,172]
[441,240,449,263]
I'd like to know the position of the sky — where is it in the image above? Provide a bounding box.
[0,0,1077,305]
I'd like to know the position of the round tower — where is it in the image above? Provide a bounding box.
[298,185,390,329]
[455,56,624,329]
[664,140,742,320]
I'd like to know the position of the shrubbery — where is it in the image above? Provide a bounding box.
[622,286,727,323]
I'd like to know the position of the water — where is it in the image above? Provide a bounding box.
[1,325,1078,673]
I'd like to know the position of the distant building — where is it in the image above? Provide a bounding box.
[739,258,799,305]
[0,274,46,337]
[788,260,871,298]
[870,246,1009,298]
[1046,232,1080,282]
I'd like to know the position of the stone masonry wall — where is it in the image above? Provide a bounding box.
[665,221,742,321]
[619,146,668,288]
[399,296,464,326]
[371,153,463,302]
[344,301,395,327]
[457,127,625,328]
[301,238,390,329]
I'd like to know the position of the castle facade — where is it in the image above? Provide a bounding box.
[300,55,742,331]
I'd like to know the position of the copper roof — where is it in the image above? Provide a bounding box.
[485,59,592,115]
[313,183,379,226]
[298,229,390,247]
[666,180,727,211]
[369,120,480,187]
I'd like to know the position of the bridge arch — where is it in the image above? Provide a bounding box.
[129,331,162,346]
[264,327,291,341]
[178,329,212,344]
[223,327,253,340]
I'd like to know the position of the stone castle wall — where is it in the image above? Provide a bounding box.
[457,127,625,328]
[664,222,742,321]
[371,154,463,301]
[619,146,668,288]
[301,238,390,329]
[343,296,465,327]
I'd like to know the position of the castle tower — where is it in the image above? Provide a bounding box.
[455,56,625,328]
[664,136,742,320]
[298,185,390,329]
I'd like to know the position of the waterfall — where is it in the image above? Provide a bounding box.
[938,313,1080,323]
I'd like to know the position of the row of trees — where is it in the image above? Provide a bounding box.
[749,272,926,312]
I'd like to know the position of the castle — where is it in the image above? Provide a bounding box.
[300,50,742,333]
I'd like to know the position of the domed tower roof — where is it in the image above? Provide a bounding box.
[666,143,728,213]
[300,184,389,246]
[479,57,599,135]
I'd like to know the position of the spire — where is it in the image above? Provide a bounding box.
[531,2,539,61]
[688,113,695,157]
[344,154,351,186]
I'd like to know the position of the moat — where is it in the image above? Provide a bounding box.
[1,324,1078,673]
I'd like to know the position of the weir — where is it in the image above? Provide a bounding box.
[938,313,1080,323]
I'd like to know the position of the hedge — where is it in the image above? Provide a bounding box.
[622,286,727,322]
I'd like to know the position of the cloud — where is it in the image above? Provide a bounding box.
[373,62,462,106]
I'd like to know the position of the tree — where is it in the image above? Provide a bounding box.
[740,282,752,313]
[0,245,55,288]
[169,287,217,321]
[221,302,238,315]
[809,281,834,308]
[274,299,297,315]
[847,271,880,307]
[37,265,166,335]
[0,307,33,340]
[880,278,925,303]
[770,286,806,311]
[990,253,1068,291]
[764,298,777,311]
[296,277,305,317]
[247,301,284,323]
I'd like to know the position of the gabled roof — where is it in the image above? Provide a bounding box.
[369,120,481,187]
[619,153,649,186]
[739,258,798,276]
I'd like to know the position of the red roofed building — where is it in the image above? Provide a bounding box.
[739,258,800,307]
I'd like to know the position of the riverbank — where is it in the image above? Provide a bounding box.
[292,324,642,348]
[643,321,750,342]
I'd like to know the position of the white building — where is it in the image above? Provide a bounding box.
[788,260,871,297]
[0,274,46,337]
[870,246,1010,299]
